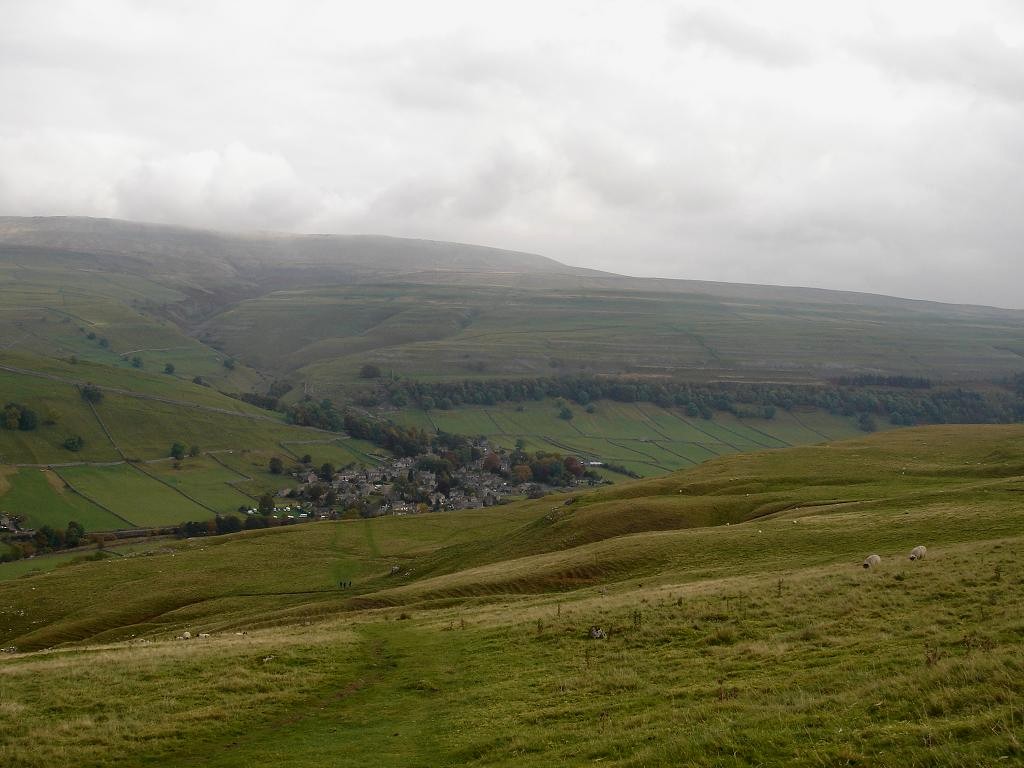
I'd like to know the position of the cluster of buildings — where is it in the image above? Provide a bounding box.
[0,514,32,539]
[280,443,594,517]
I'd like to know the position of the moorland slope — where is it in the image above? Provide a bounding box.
[4,216,1024,392]
[1,424,1022,766]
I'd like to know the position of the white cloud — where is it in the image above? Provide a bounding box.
[115,143,321,231]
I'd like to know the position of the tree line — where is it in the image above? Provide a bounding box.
[376,375,1024,428]
[1,521,87,562]
[284,399,433,457]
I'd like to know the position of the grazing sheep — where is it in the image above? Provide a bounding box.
[862,554,882,569]
[909,545,927,561]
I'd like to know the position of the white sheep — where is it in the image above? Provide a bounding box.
[862,554,881,569]
[909,545,927,561]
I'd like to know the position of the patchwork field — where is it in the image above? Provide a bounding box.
[54,464,210,527]
[391,399,873,476]
[0,467,121,530]
[0,352,389,531]
[0,425,1022,766]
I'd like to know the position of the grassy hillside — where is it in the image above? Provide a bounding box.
[391,399,874,477]
[208,282,1024,396]
[0,425,1022,766]
[0,254,264,389]
[5,217,1024,395]
[0,351,385,530]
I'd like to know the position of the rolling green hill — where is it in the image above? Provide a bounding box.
[4,216,1024,396]
[0,425,1022,766]
[212,282,1024,399]
[0,352,383,531]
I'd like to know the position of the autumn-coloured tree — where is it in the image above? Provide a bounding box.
[482,452,502,473]
[564,456,585,478]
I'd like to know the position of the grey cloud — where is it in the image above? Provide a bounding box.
[669,7,813,68]
[453,148,549,219]
[115,144,322,231]
[563,132,663,208]
[348,144,551,231]
[852,26,1024,103]
[345,34,561,115]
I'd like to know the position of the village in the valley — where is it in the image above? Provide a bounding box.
[0,440,609,558]
[259,440,607,522]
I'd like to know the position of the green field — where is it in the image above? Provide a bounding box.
[141,459,259,514]
[0,437,385,534]
[0,369,120,464]
[56,464,211,527]
[391,399,873,476]
[0,457,295,532]
[0,425,1023,766]
[277,438,385,467]
[0,467,123,530]
[0,351,268,414]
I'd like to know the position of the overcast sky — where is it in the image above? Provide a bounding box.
[2,1,1023,307]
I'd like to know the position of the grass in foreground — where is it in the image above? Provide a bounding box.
[1,425,1023,766]
[1,537,1020,767]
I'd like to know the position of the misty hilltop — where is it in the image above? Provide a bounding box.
[1,215,1019,314]
[0,216,597,291]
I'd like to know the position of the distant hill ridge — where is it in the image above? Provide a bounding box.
[3,215,1021,316]
[5,215,1024,389]
[0,216,591,290]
